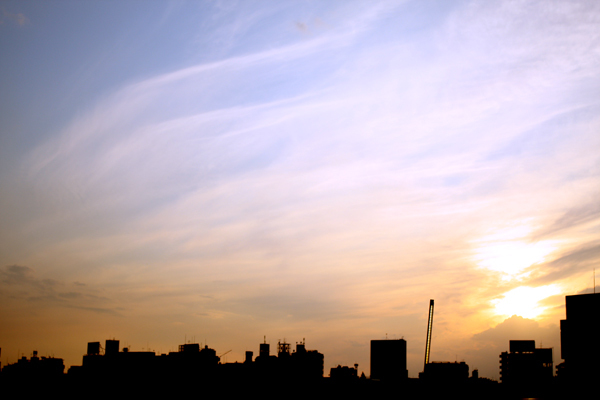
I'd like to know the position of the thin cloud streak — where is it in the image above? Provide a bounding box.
[0,0,599,376]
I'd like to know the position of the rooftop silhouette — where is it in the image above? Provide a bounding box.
[1,293,597,399]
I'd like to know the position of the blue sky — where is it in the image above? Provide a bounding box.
[1,0,599,378]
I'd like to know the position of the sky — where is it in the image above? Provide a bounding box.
[1,0,599,379]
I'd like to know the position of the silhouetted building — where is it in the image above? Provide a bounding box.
[251,338,323,381]
[422,361,469,382]
[77,337,223,384]
[330,364,358,380]
[168,343,220,373]
[499,340,552,388]
[259,340,270,359]
[370,339,407,381]
[277,340,291,357]
[105,339,119,355]
[559,292,599,386]
[87,342,100,355]
[1,351,65,380]
[291,340,324,379]
[178,343,200,353]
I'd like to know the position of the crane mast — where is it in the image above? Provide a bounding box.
[424,299,434,370]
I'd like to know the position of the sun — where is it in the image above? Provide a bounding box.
[492,285,560,319]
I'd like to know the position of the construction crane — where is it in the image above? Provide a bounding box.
[218,350,232,361]
[424,299,434,371]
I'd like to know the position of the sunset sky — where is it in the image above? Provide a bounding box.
[1,0,599,379]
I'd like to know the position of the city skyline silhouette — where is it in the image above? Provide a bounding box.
[1,1,599,394]
[2,293,597,398]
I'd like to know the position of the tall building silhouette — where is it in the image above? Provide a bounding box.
[559,292,599,386]
[370,339,407,381]
[499,340,552,387]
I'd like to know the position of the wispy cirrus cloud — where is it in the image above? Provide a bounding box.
[0,265,115,311]
[0,0,599,374]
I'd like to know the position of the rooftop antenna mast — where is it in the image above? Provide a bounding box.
[424,299,435,371]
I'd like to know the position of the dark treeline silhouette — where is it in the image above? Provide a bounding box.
[1,293,597,399]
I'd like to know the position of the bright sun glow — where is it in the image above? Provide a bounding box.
[475,240,556,278]
[492,285,560,319]
[472,225,558,280]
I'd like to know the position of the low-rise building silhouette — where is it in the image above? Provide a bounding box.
[421,361,469,382]
[1,350,65,380]
[330,364,358,380]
